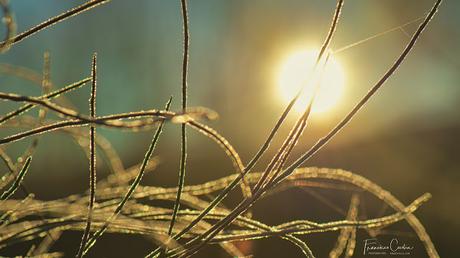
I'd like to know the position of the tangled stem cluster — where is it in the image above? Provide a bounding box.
[0,0,442,257]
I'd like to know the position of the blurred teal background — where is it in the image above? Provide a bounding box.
[0,0,459,257]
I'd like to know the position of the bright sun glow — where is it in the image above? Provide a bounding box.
[277,49,345,114]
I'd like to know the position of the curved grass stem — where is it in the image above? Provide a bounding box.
[76,54,98,258]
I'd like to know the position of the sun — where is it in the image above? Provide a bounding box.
[277,49,345,114]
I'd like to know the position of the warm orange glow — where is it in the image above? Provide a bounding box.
[277,49,345,114]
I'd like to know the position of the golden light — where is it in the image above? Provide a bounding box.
[277,49,345,114]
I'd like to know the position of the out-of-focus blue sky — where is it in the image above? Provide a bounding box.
[1,0,459,173]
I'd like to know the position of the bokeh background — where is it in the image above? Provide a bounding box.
[1,0,459,257]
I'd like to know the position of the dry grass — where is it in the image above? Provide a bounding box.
[0,0,442,257]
